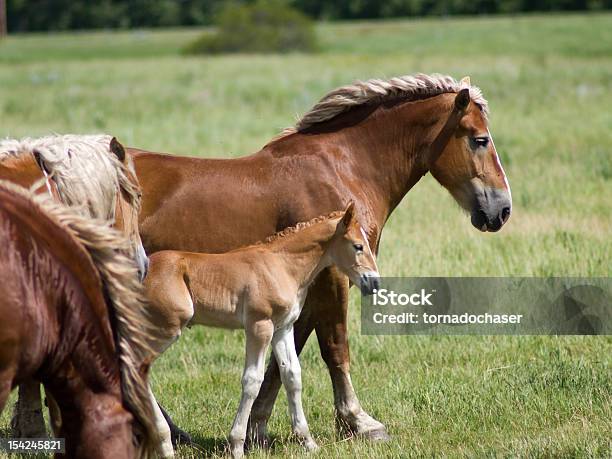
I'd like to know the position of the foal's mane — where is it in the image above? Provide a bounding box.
[0,180,157,458]
[0,134,141,220]
[280,73,488,136]
[257,210,345,245]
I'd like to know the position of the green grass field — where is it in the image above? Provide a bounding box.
[1,13,611,458]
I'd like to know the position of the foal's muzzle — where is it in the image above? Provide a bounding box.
[360,272,381,296]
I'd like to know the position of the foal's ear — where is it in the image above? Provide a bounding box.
[110,137,126,162]
[460,76,471,86]
[341,201,356,227]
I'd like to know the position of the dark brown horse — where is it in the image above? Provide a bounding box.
[0,135,149,440]
[130,74,512,446]
[0,180,157,458]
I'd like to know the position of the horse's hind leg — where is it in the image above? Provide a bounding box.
[229,319,273,459]
[158,403,193,446]
[149,384,174,458]
[271,325,318,451]
[11,380,47,438]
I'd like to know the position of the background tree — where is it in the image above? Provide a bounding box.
[4,0,611,32]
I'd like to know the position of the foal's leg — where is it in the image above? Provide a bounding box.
[229,319,273,459]
[248,306,314,446]
[251,268,389,441]
[11,380,47,438]
[271,325,318,451]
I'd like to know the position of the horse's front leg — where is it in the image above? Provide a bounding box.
[313,268,390,441]
[249,268,389,443]
[11,380,47,438]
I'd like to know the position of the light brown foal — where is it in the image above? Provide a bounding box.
[143,203,379,458]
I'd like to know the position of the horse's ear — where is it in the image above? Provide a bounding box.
[460,76,471,86]
[455,88,471,112]
[110,137,126,162]
[341,201,356,227]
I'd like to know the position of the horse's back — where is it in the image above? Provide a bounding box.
[131,148,350,254]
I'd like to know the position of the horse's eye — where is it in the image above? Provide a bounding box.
[353,243,364,252]
[471,136,489,150]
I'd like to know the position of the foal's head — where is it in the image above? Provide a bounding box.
[428,78,512,232]
[328,202,380,295]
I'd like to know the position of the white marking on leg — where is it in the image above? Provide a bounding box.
[272,325,318,451]
[229,323,272,459]
[148,384,174,458]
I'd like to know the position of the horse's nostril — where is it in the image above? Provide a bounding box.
[501,206,511,223]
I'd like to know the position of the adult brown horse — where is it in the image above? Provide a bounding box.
[0,134,149,440]
[0,180,157,458]
[132,73,512,445]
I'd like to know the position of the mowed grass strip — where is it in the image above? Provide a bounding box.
[0,13,610,458]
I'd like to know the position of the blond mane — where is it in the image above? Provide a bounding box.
[257,210,345,245]
[283,73,488,135]
[0,180,157,458]
[0,134,141,221]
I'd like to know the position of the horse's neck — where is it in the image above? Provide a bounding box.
[272,94,452,221]
[270,222,336,289]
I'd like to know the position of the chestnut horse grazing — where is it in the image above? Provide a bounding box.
[0,134,148,439]
[0,181,157,458]
[143,203,379,458]
[131,73,512,443]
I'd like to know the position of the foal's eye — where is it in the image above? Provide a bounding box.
[353,243,364,252]
[471,136,490,150]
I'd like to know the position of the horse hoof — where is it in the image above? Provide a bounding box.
[230,446,245,459]
[170,426,193,447]
[304,438,319,452]
[360,426,391,442]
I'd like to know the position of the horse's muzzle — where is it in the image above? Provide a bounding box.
[471,188,512,232]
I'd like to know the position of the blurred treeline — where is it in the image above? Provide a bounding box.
[7,0,611,32]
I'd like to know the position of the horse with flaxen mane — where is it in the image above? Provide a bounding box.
[0,180,157,458]
[0,135,149,440]
[142,202,379,458]
[130,73,512,449]
[0,134,147,276]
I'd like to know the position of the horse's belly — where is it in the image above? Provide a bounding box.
[191,302,243,330]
